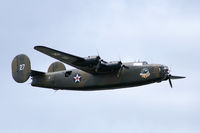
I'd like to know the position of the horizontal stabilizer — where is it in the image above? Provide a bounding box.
[31,70,45,77]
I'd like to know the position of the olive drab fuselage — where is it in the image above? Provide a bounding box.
[31,63,166,90]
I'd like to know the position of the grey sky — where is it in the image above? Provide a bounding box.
[1,0,200,133]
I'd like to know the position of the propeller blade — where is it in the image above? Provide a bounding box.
[101,60,107,64]
[117,64,129,77]
[123,65,129,69]
[170,75,186,79]
[169,76,173,88]
[95,61,101,72]
[117,67,123,77]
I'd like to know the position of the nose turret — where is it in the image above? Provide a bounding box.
[159,65,170,80]
[163,65,169,75]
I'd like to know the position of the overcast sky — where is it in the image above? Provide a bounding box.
[1,0,200,133]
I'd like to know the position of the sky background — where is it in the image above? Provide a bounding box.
[1,0,200,133]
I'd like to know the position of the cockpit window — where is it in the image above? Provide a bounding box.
[133,61,148,66]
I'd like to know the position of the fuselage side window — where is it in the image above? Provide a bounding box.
[65,71,72,77]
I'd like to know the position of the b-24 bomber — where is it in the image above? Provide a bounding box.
[11,46,185,91]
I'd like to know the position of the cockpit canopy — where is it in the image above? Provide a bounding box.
[133,61,148,66]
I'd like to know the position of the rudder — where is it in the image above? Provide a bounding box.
[48,62,66,72]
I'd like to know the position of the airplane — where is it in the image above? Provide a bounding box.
[11,46,185,91]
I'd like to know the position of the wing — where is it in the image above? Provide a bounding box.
[34,46,129,75]
[34,46,102,74]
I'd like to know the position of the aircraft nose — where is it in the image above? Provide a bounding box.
[163,65,169,74]
[159,65,169,80]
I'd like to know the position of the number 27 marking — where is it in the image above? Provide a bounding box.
[19,64,25,71]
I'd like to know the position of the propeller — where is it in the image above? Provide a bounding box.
[166,74,185,88]
[162,66,185,88]
[95,50,107,72]
[117,61,129,77]
[95,58,107,72]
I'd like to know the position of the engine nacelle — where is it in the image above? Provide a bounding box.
[84,56,100,65]
[106,61,121,69]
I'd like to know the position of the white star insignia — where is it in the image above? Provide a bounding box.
[74,74,82,83]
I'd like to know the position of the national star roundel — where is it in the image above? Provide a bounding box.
[73,73,82,83]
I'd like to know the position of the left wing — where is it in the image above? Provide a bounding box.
[34,46,106,74]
